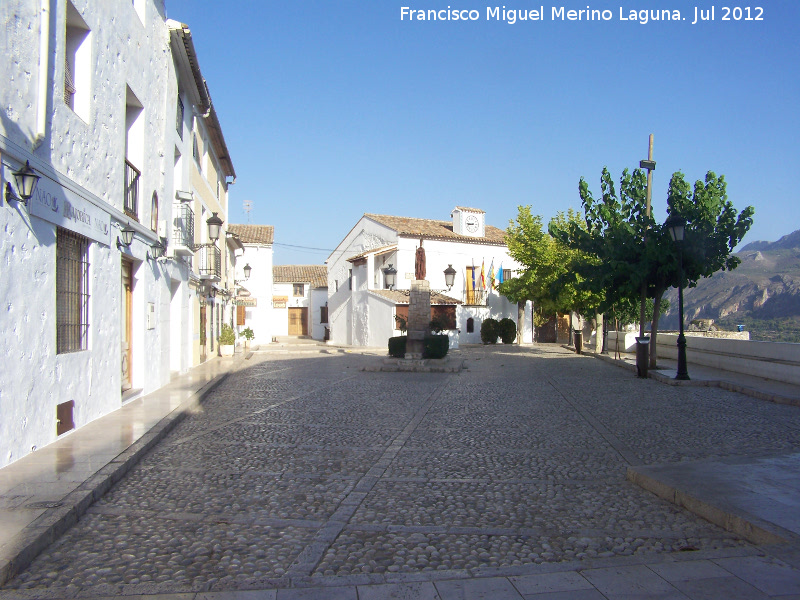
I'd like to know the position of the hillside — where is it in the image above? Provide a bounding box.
[660,230,800,342]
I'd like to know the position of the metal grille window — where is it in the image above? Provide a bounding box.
[64,58,76,107]
[176,96,184,138]
[124,159,140,220]
[57,228,90,353]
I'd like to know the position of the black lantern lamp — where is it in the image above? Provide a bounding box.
[117,222,135,250]
[665,213,690,380]
[147,239,166,261]
[243,263,252,280]
[4,161,41,206]
[444,264,456,290]
[382,264,397,290]
[206,212,223,242]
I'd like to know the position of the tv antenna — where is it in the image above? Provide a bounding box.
[243,200,253,224]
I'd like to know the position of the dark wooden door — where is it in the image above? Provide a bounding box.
[121,258,133,392]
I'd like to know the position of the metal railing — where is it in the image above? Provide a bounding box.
[464,290,488,306]
[124,159,140,220]
[172,202,195,249]
[198,244,221,279]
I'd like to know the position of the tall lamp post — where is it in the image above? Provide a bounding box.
[665,213,690,380]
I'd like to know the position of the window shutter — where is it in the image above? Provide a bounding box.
[237,304,246,325]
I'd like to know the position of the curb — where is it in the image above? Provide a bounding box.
[0,356,246,587]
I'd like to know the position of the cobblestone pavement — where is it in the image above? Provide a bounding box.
[5,345,800,598]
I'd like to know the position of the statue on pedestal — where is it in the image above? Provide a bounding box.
[415,238,426,281]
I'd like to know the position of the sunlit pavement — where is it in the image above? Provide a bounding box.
[2,343,800,599]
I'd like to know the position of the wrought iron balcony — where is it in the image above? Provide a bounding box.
[198,244,221,280]
[124,159,140,220]
[172,202,195,256]
[464,289,488,306]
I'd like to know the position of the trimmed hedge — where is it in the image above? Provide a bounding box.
[423,335,449,359]
[499,318,517,344]
[388,336,406,358]
[480,318,499,344]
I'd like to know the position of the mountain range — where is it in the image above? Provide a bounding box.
[660,230,800,342]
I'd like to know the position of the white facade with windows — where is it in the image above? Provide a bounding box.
[327,208,533,349]
[227,225,274,345]
[0,1,234,468]
[271,266,328,340]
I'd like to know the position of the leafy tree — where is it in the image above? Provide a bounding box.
[559,167,753,367]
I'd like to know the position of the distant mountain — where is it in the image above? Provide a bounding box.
[660,229,800,342]
[741,230,800,253]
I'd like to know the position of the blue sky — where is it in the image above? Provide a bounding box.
[165,1,800,265]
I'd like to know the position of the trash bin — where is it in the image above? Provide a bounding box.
[635,336,650,378]
[573,330,583,354]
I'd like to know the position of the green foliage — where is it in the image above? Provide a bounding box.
[610,298,669,329]
[500,206,601,317]
[429,317,448,334]
[499,318,517,344]
[423,335,449,359]
[219,324,236,345]
[388,336,407,358]
[394,314,408,333]
[241,327,255,341]
[480,318,500,344]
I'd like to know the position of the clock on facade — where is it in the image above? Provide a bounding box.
[465,214,479,233]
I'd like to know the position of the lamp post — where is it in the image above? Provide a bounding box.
[243,263,252,280]
[665,213,690,380]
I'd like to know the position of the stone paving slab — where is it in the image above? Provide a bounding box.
[3,345,800,599]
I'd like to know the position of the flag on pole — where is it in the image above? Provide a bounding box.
[498,263,504,285]
[471,259,476,291]
[480,259,486,291]
[488,260,495,291]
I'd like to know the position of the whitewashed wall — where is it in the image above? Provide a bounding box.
[310,288,328,341]
[0,0,196,468]
[239,245,273,344]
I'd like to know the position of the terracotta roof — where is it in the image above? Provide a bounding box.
[453,206,485,214]
[227,224,274,245]
[370,289,462,305]
[364,213,505,244]
[273,265,328,288]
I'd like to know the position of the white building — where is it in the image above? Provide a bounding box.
[272,265,328,340]
[227,224,274,345]
[327,208,532,349]
[0,1,234,468]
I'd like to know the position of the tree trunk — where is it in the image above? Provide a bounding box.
[595,312,604,353]
[649,287,665,369]
[517,301,525,344]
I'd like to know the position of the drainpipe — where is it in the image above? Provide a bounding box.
[34,0,50,148]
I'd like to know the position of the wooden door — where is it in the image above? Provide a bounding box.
[288,307,308,336]
[121,258,133,391]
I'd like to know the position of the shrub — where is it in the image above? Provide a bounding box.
[241,327,255,341]
[394,314,408,334]
[499,318,517,344]
[388,336,407,358]
[219,324,236,345]
[423,335,449,359]
[480,318,499,344]
[429,317,448,334]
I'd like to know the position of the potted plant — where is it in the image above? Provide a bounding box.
[241,327,254,348]
[219,324,236,357]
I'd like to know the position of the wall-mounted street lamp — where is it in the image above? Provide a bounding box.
[147,239,166,261]
[4,161,41,207]
[117,222,135,250]
[382,263,397,290]
[189,212,224,251]
[444,264,456,291]
[243,263,251,280]
[665,212,690,380]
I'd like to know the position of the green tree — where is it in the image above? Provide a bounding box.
[560,167,753,367]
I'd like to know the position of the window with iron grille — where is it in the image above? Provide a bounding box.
[57,228,90,353]
[176,96,184,139]
[320,306,328,324]
[293,283,305,297]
